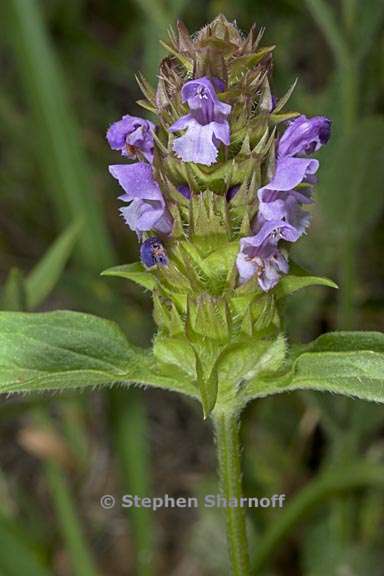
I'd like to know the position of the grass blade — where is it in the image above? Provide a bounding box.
[111,389,155,576]
[26,220,81,310]
[5,0,115,270]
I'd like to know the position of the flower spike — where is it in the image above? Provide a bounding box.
[105,15,332,416]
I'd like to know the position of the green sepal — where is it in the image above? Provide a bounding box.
[159,40,193,72]
[196,356,218,419]
[274,264,338,299]
[167,203,186,239]
[203,241,240,281]
[156,261,192,292]
[273,78,298,113]
[194,46,228,85]
[253,294,277,330]
[101,263,157,290]
[240,306,253,337]
[238,293,277,335]
[169,304,185,336]
[188,294,230,341]
[258,77,273,112]
[153,291,171,331]
[228,46,274,80]
[135,73,157,107]
[136,99,157,114]
[235,274,263,296]
[239,212,252,236]
[190,191,230,238]
[270,112,300,125]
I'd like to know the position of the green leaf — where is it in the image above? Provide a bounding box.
[26,221,81,310]
[101,263,157,291]
[245,331,384,404]
[0,311,196,398]
[274,264,338,299]
[153,336,197,380]
[0,268,26,311]
[306,331,384,354]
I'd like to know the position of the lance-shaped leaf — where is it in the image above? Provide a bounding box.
[101,263,157,291]
[0,311,196,398]
[244,331,384,404]
[274,263,338,300]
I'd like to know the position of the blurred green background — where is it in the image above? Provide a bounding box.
[0,0,384,574]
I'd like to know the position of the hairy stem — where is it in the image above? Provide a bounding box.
[213,411,250,576]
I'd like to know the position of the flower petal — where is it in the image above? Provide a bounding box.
[212,121,230,145]
[169,113,194,132]
[260,157,319,192]
[258,189,312,237]
[278,115,331,157]
[109,162,162,201]
[236,241,288,290]
[106,115,154,161]
[250,219,300,246]
[120,199,172,234]
[172,120,219,165]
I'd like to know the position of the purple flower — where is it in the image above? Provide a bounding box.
[278,115,331,157]
[236,239,288,290]
[109,162,172,234]
[169,77,231,166]
[259,115,331,193]
[258,189,312,237]
[107,115,155,163]
[140,237,168,268]
[236,218,299,290]
[251,218,300,246]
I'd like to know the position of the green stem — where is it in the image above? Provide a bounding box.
[214,411,250,576]
[252,463,384,573]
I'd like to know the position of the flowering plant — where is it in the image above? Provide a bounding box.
[105,16,335,420]
[0,15,383,576]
